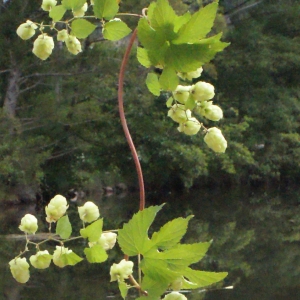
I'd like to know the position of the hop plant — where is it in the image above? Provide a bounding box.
[9,257,30,283]
[57,29,69,42]
[41,0,57,11]
[203,104,223,121]
[66,36,82,55]
[98,232,117,250]
[78,201,100,223]
[170,277,184,291]
[45,194,68,223]
[73,2,88,17]
[162,292,188,300]
[204,127,227,153]
[52,246,72,268]
[19,214,38,234]
[191,81,215,102]
[16,20,38,40]
[172,85,192,104]
[32,34,54,60]
[178,67,203,81]
[29,250,52,269]
[168,104,191,123]
[110,259,134,282]
[177,117,201,136]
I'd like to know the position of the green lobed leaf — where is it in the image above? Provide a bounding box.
[150,0,177,30]
[56,215,72,239]
[173,2,218,44]
[61,251,83,266]
[102,20,131,41]
[159,67,178,91]
[84,245,108,263]
[117,205,164,256]
[71,19,96,39]
[182,268,228,288]
[137,47,152,68]
[146,73,161,96]
[80,218,103,242]
[93,0,119,20]
[62,0,86,10]
[118,281,129,299]
[141,275,170,299]
[151,215,193,250]
[49,5,66,22]
[174,12,191,33]
[145,242,212,271]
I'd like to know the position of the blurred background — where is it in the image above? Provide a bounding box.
[0,0,300,299]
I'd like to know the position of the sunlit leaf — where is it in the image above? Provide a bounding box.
[71,19,96,39]
[151,215,193,249]
[84,245,108,263]
[118,205,164,256]
[49,5,66,22]
[166,97,173,108]
[62,0,86,10]
[159,67,178,91]
[182,268,228,288]
[146,73,160,96]
[56,215,72,239]
[61,251,83,266]
[80,219,103,242]
[103,20,131,41]
[150,0,176,30]
[93,0,119,20]
[137,47,151,68]
[118,281,129,299]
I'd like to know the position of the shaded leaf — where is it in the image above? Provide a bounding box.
[71,19,96,39]
[137,47,151,68]
[159,67,178,91]
[103,20,131,41]
[93,0,119,20]
[62,0,86,10]
[84,245,108,263]
[56,215,72,239]
[61,251,83,266]
[146,73,161,96]
[80,219,103,242]
[49,5,66,22]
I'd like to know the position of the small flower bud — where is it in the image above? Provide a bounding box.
[57,29,69,42]
[172,85,192,104]
[73,2,88,17]
[41,0,57,11]
[45,194,68,223]
[19,214,38,234]
[9,257,30,283]
[29,250,52,269]
[78,201,100,223]
[178,67,203,81]
[177,117,201,136]
[52,246,72,268]
[110,259,134,282]
[204,127,227,153]
[191,81,215,101]
[162,292,188,300]
[16,20,38,40]
[168,104,191,123]
[66,35,82,55]
[32,34,54,60]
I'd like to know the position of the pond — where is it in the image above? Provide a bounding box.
[1,186,300,300]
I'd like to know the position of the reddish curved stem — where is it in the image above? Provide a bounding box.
[118,28,145,211]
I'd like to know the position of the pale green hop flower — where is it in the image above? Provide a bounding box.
[52,246,72,268]
[204,127,227,153]
[177,117,201,135]
[203,104,223,121]
[78,201,100,223]
[41,0,57,11]
[32,34,54,60]
[178,67,203,81]
[73,2,88,17]
[57,29,69,42]
[168,104,191,123]
[110,259,134,282]
[19,214,38,234]
[191,81,215,101]
[45,194,68,223]
[9,257,30,283]
[97,232,117,250]
[16,20,38,40]
[172,85,192,104]
[29,250,52,269]
[66,35,82,55]
[162,292,187,300]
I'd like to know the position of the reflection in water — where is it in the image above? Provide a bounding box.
[1,187,300,299]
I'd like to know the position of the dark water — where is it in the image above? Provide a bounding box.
[1,186,300,300]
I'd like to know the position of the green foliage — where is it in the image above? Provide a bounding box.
[103,20,132,41]
[80,219,103,242]
[56,215,72,239]
[84,245,108,263]
[71,19,97,39]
